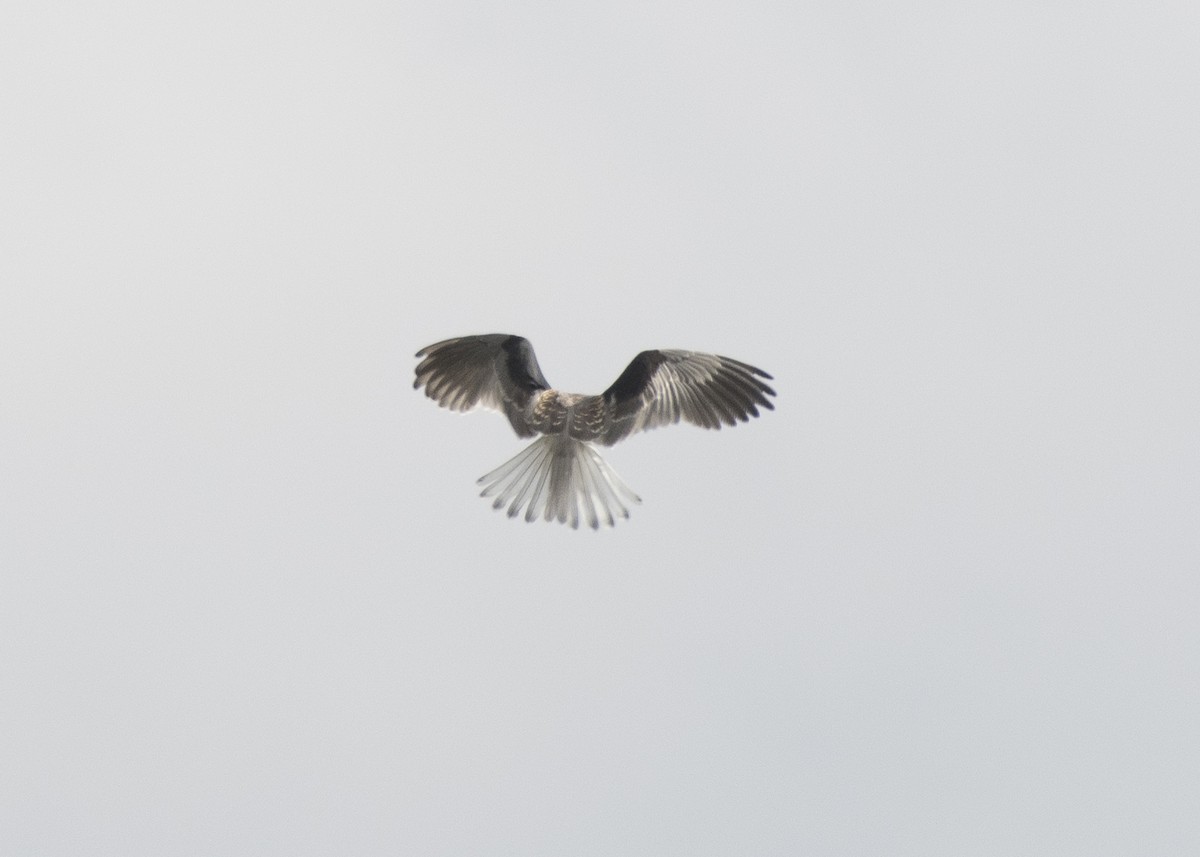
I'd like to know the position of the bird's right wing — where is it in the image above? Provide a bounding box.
[599,349,775,445]
[414,334,550,437]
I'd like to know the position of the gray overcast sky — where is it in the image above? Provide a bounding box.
[3,1,1198,854]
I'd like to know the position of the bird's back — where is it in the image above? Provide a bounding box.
[527,390,611,443]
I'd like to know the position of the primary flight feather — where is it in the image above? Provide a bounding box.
[414,334,776,528]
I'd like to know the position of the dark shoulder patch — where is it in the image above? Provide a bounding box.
[500,336,550,392]
[603,350,668,404]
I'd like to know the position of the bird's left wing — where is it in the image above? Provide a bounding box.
[414,334,550,437]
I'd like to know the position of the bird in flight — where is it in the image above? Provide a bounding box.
[414,334,776,529]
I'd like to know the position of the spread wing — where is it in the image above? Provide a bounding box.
[599,350,775,445]
[414,334,550,437]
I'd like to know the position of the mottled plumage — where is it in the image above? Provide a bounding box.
[414,334,776,528]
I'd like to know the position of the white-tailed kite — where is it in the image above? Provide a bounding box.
[414,334,776,529]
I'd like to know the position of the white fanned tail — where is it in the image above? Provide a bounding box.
[477,436,642,529]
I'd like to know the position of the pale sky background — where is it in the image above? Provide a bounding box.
[3,1,1198,854]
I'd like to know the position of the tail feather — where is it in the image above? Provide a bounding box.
[478,436,642,529]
